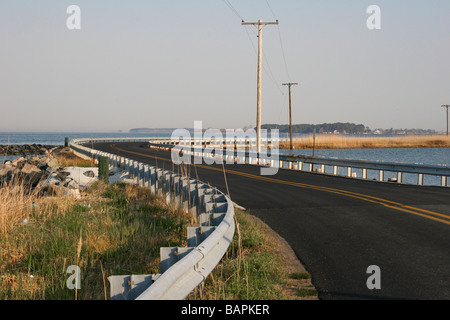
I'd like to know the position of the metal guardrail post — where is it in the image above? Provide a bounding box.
[71,137,236,301]
[144,165,150,188]
[71,136,449,298]
[150,167,156,194]
[379,170,385,182]
[418,173,424,186]
[397,172,403,184]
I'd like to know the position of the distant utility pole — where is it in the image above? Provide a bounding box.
[442,105,449,136]
[282,82,298,150]
[242,19,279,153]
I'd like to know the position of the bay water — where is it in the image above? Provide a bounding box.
[1,132,448,186]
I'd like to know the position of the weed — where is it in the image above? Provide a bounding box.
[0,180,190,300]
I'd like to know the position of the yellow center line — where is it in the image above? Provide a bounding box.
[110,144,450,226]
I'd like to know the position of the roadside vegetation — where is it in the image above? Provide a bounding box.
[53,148,96,168]
[192,210,318,300]
[0,179,190,300]
[1,150,318,300]
[280,134,450,150]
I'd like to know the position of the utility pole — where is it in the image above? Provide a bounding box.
[282,82,298,150]
[242,19,278,153]
[442,105,449,136]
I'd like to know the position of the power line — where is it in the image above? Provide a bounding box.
[263,51,284,94]
[242,19,279,153]
[244,25,284,95]
[220,0,287,93]
[277,26,292,82]
[265,0,292,82]
[221,0,244,21]
[277,92,289,123]
[265,0,278,20]
[282,82,299,150]
[222,0,291,134]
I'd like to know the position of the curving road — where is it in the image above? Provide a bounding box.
[90,141,450,300]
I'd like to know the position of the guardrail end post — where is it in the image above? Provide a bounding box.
[108,274,161,300]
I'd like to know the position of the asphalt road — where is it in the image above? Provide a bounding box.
[91,142,450,300]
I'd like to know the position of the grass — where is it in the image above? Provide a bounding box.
[53,147,96,168]
[280,134,450,150]
[0,178,317,300]
[0,179,191,300]
[191,210,318,300]
[1,178,317,300]
[1,148,319,300]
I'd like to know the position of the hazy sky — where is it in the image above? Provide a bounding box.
[1,0,449,132]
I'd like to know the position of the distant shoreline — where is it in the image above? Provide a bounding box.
[279,134,450,150]
[1,135,449,156]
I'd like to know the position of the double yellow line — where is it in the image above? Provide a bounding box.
[111,144,450,226]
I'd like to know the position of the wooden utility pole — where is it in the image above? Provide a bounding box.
[283,82,298,150]
[242,19,278,153]
[442,105,449,136]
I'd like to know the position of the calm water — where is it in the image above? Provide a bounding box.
[0,132,167,162]
[0,132,167,146]
[280,148,450,166]
[2,132,449,186]
[280,148,449,186]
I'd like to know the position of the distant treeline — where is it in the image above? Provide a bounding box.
[262,123,366,134]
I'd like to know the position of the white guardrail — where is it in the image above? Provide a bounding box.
[69,136,448,297]
[69,138,236,300]
[148,137,450,187]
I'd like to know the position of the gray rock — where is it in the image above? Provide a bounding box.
[47,158,59,168]
[64,188,81,199]
[21,163,44,186]
[57,170,71,180]
[65,180,80,189]
[12,157,25,167]
[45,158,59,173]
[83,170,95,178]
[0,165,19,183]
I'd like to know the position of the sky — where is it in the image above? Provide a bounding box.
[1,0,449,133]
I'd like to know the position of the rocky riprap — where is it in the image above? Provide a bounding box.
[0,144,58,156]
[0,148,93,199]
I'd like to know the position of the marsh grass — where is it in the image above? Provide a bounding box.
[280,134,450,150]
[0,180,190,300]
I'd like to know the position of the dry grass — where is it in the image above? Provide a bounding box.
[0,177,76,236]
[280,134,450,150]
[53,147,96,168]
[0,179,35,235]
[0,176,191,299]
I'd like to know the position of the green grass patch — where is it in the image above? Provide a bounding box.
[194,210,297,300]
[1,177,318,300]
[0,181,189,300]
[290,272,311,280]
[296,288,318,298]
